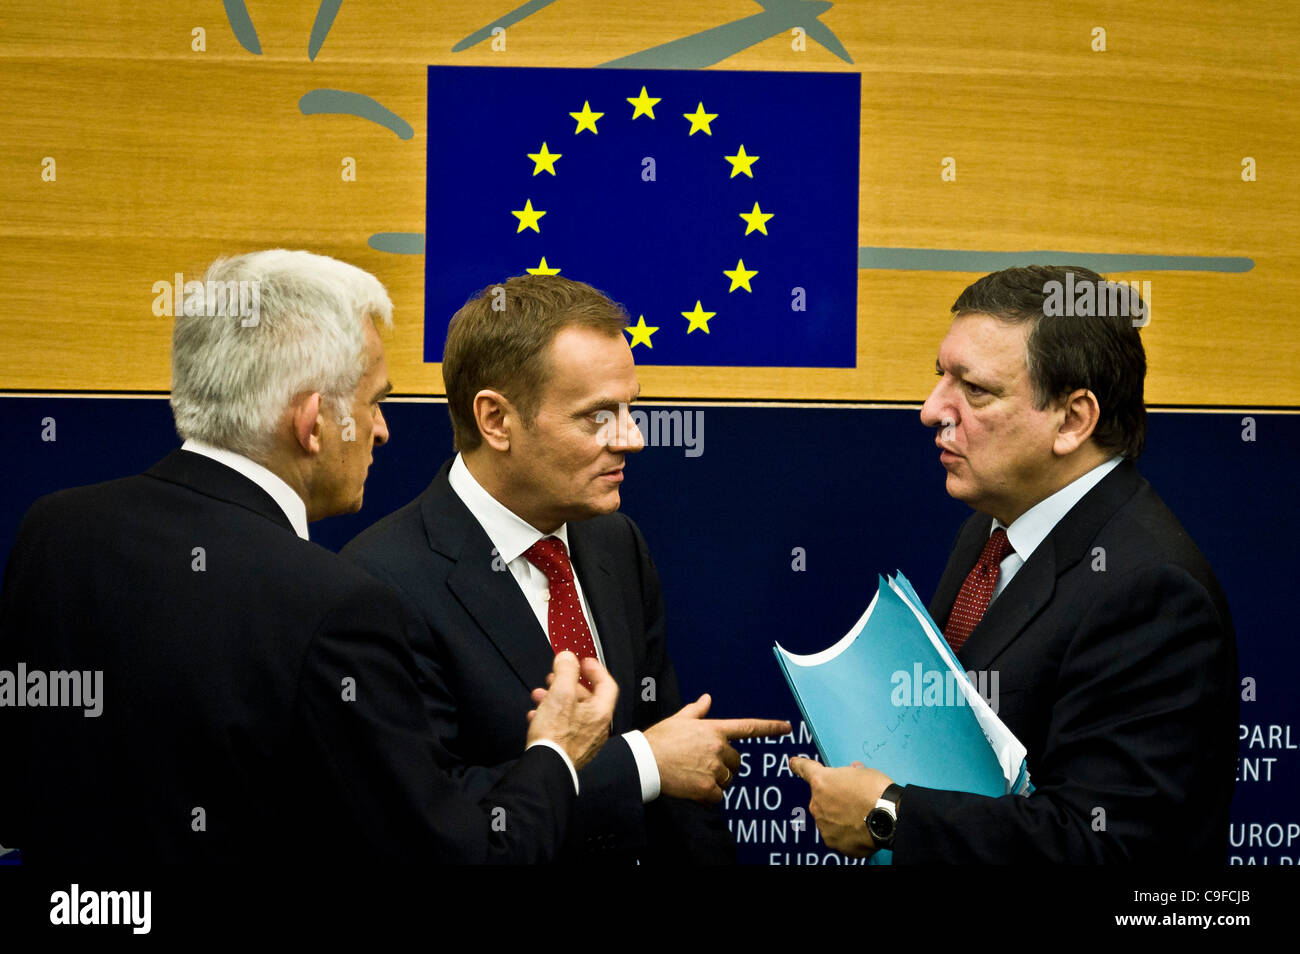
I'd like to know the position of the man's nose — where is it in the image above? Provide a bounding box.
[919,378,948,429]
[612,405,644,453]
[373,406,389,447]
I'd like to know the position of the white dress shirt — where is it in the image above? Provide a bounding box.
[449,453,662,802]
[180,439,310,540]
[989,456,1123,602]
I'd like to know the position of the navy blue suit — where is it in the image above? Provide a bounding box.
[894,461,1238,863]
[342,459,735,863]
[0,450,575,863]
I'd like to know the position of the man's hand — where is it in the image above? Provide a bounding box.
[525,652,618,770]
[642,695,791,803]
[789,757,892,857]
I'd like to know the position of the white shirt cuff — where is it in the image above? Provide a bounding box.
[621,729,661,803]
[525,739,580,795]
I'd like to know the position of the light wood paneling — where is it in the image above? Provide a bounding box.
[1,1,1296,404]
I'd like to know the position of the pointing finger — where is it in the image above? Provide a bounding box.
[711,718,792,741]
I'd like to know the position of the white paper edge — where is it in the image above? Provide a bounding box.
[886,576,1028,791]
[774,590,879,667]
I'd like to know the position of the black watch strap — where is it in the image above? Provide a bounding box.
[866,783,906,850]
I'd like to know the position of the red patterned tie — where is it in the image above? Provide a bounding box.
[524,536,599,689]
[943,528,1015,652]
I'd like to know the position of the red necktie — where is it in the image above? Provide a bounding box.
[524,536,599,689]
[943,528,1015,652]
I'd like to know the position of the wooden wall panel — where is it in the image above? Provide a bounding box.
[1,1,1295,405]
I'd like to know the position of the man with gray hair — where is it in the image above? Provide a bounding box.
[0,249,616,863]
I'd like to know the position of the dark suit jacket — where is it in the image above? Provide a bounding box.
[0,449,575,863]
[341,459,735,863]
[893,460,1238,863]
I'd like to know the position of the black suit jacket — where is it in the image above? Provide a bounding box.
[341,459,734,863]
[893,461,1238,863]
[0,450,575,863]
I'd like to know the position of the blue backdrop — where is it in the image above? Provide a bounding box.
[2,397,1294,864]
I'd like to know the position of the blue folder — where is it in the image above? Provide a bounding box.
[775,573,1032,863]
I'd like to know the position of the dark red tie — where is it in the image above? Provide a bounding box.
[943,528,1015,652]
[524,536,599,689]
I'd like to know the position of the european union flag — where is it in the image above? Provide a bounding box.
[425,65,859,367]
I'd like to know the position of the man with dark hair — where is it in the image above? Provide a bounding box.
[792,265,1237,863]
[0,251,618,863]
[344,273,790,863]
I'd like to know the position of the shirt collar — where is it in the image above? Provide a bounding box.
[180,439,310,541]
[993,456,1123,561]
[448,453,568,563]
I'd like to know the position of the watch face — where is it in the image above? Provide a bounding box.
[868,809,893,840]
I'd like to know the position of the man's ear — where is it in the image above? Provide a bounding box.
[473,389,515,452]
[291,392,324,455]
[1054,387,1100,456]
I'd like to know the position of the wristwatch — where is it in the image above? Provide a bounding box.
[865,783,905,850]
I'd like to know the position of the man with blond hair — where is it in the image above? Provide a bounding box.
[345,274,790,863]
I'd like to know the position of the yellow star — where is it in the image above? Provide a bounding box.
[739,202,774,236]
[569,100,604,134]
[526,256,561,276]
[627,86,661,120]
[511,199,546,233]
[625,315,659,349]
[723,145,759,178]
[682,301,716,334]
[683,102,718,136]
[526,142,562,176]
[723,259,758,293]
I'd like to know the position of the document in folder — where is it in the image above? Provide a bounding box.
[774,573,1032,799]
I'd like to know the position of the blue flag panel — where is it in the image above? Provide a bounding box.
[424,65,860,367]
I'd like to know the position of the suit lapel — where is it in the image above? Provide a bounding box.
[567,522,636,727]
[940,461,1146,670]
[420,462,556,693]
[145,448,295,534]
[929,513,990,632]
[959,544,1057,670]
